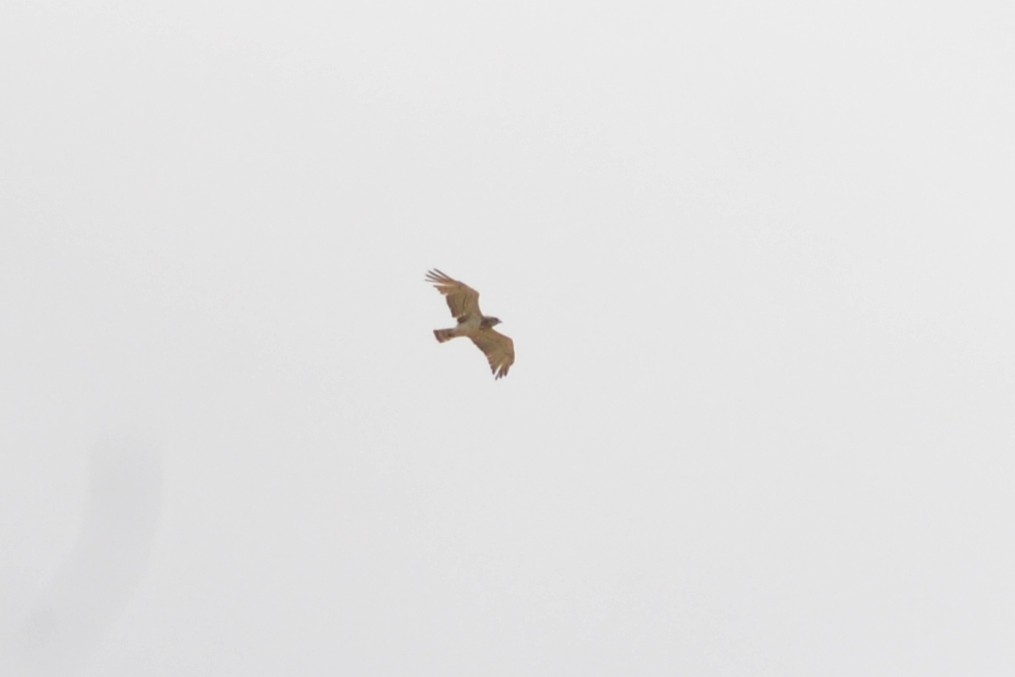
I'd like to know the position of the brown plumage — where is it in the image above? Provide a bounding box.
[426,269,515,379]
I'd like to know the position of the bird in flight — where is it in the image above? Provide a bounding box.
[426,269,515,379]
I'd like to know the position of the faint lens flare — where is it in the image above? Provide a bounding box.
[1,439,162,676]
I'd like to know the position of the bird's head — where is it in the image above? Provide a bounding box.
[482,316,502,328]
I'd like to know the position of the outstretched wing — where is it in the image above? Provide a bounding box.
[426,269,482,321]
[469,327,515,380]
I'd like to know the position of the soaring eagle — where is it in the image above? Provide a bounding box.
[426,269,515,379]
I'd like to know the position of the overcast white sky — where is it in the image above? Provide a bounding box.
[3,1,1014,675]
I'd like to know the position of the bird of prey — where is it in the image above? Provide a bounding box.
[426,269,515,379]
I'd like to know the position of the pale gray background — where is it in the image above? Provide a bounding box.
[2,1,1013,675]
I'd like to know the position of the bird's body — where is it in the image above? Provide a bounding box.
[426,269,515,379]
